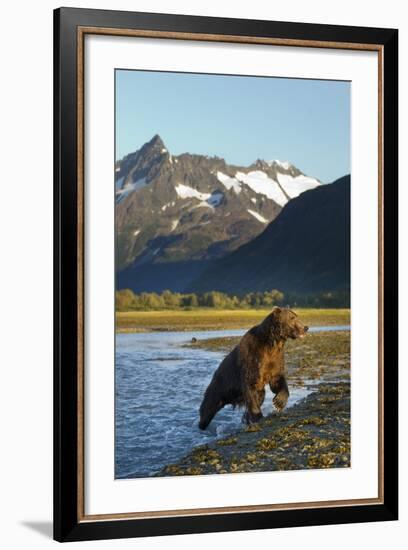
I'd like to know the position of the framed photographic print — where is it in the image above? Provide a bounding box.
[54,7,398,542]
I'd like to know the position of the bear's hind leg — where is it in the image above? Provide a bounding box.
[242,387,265,425]
[199,381,226,430]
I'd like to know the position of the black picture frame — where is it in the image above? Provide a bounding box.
[54,7,398,542]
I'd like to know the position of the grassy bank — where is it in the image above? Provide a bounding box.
[159,329,350,476]
[116,308,350,333]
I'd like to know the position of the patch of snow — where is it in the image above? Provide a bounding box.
[247,209,268,224]
[235,171,288,207]
[170,220,179,232]
[133,230,140,237]
[277,173,320,199]
[174,158,178,163]
[175,183,211,201]
[176,185,223,208]
[116,177,147,202]
[161,148,167,153]
[169,155,173,164]
[115,166,121,172]
[117,177,147,194]
[115,176,125,191]
[216,171,241,194]
[207,192,224,207]
[133,177,148,191]
[250,197,257,204]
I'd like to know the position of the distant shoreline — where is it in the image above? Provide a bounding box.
[115,308,350,334]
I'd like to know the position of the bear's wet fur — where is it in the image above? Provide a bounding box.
[198,307,308,430]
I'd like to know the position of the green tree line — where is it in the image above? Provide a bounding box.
[116,288,349,311]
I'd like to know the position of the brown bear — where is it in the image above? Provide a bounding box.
[198,307,308,429]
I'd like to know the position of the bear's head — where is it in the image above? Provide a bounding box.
[266,307,309,341]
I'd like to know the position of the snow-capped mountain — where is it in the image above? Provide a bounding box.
[115,135,321,292]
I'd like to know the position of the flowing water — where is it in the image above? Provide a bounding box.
[115,325,350,478]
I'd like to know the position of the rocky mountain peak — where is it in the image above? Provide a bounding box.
[137,133,168,162]
[251,158,270,170]
[144,133,166,152]
[115,135,170,200]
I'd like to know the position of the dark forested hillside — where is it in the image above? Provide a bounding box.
[189,175,350,295]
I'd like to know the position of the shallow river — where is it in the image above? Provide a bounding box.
[115,325,349,478]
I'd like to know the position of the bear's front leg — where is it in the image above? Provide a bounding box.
[270,376,289,412]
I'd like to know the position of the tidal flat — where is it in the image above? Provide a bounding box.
[159,330,350,476]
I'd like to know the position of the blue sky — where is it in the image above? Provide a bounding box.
[116,70,350,184]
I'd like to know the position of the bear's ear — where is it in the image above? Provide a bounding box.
[271,306,282,320]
